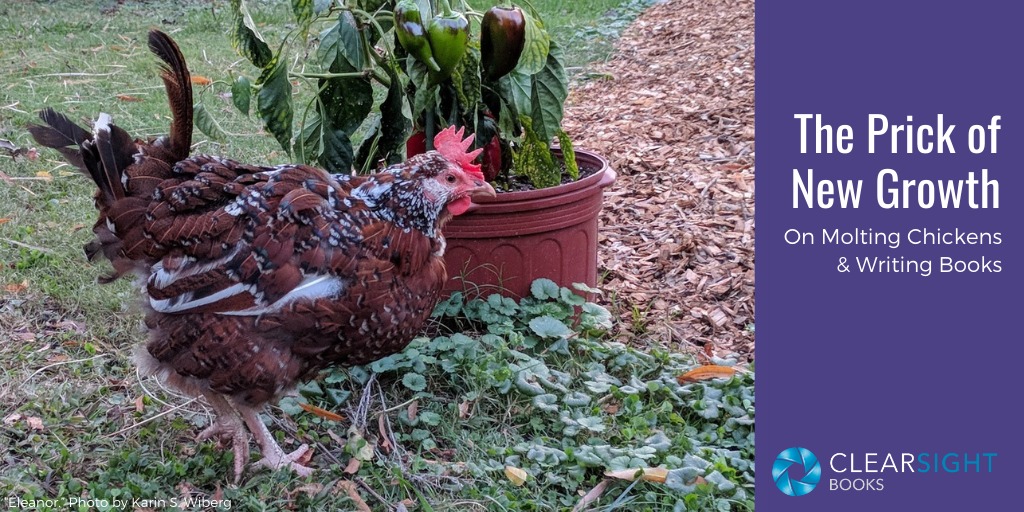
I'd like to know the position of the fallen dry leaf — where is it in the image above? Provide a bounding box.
[298,402,345,422]
[13,332,36,342]
[458,400,472,419]
[0,218,10,224]
[46,354,70,363]
[25,416,44,431]
[4,280,29,293]
[3,413,22,426]
[572,479,610,512]
[291,483,325,498]
[35,170,52,180]
[677,365,737,384]
[116,94,143,102]
[333,480,371,512]
[377,414,393,453]
[190,75,212,86]
[406,400,418,422]
[343,457,361,474]
[604,467,669,483]
[135,395,145,413]
[504,466,528,486]
[294,446,314,466]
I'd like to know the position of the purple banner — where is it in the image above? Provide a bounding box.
[756,1,1022,510]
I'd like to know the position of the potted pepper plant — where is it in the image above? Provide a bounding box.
[212,0,615,298]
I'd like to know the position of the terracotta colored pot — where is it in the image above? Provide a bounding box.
[442,149,616,299]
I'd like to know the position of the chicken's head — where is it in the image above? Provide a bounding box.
[426,125,496,216]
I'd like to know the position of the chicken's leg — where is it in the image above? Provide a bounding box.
[197,391,250,483]
[236,403,313,476]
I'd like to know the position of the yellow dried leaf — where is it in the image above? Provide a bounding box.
[603,467,669,483]
[505,466,528,486]
[190,75,213,86]
[35,170,52,180]
[116,94,143,102]
[677,365,737,384]
[299,402,345,422]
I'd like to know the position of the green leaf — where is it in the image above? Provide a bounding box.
[531,393,559,412]
[557,129,578,180]
[418,411,442,426]
[514,117,559,188]
[230,0,272,68]
[320,77,374,135]
[231,75,251,116]
[256,54,294,154]
[193,103,227,141]
[506,70,532,116]
[576,416,606,433]
[376,64,411,165]
[559,287,585,306]
[572,282,601,294]
[530,278,559,300]
[529,41,567,143]
[302,74,372,171]
[408,57,439,121]
[278,396,306,416]
[318,12,365,73]
[402,372,427,392]
[516,10,550,75]
[314,0,332,13]
[452,45,481,127]
[529,316,571,338]
[292,0,313,28]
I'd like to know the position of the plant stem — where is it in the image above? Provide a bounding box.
[290,71,369,80]
[426,108,436,151]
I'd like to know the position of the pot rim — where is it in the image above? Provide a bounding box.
[471,148,613,205]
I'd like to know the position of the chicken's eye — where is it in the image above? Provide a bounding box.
[445,174,457,183]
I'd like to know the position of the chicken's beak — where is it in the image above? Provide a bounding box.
[469,178,497,201]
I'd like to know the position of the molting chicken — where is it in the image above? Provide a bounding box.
[28,30,495,481]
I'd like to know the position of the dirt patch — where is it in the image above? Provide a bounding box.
[564,0,754,359]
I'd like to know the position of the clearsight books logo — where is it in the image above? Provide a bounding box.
[772,447,822,496]
[772,447,998,496]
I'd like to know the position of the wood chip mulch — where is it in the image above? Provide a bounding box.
[563,0,754,359]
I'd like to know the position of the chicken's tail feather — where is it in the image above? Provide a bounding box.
[26,30,197,281]
[148,29,193,160]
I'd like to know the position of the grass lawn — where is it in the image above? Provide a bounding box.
[1,1,754,510]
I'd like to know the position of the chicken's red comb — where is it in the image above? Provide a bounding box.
[434,125,484,178]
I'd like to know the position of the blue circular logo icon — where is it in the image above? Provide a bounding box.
[773,447,821,496]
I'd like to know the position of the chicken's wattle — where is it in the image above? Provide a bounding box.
[448,195,473,215]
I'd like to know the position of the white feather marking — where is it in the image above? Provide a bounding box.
[223,198,244,217]
[220,274,346,316]
[93,113,112,138]
[351,181,393,206]
[150,282,251,313]
[149,247,240,289]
